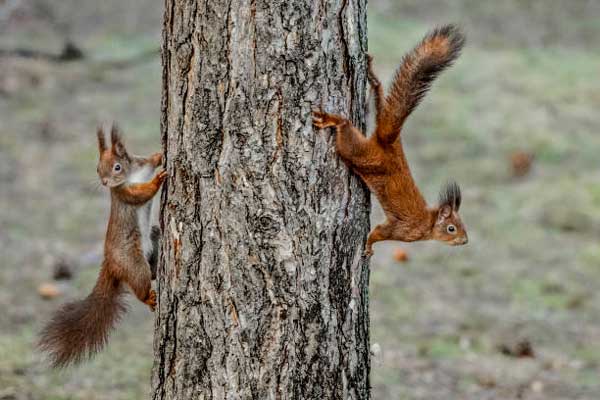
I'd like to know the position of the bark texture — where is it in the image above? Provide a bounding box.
[153,0,369,399]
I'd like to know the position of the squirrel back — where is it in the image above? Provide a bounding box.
[312,25,468,254]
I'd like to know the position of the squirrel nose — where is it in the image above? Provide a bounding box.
[101,178,108,186]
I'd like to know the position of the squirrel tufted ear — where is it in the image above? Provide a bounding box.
[110,124,128,157]
[97,126,107,154]
[437,204,452,224]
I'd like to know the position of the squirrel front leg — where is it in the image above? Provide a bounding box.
[115,170,167,205]
[135,152,163,169]
[365,220,395,257]
[147,152,163,168]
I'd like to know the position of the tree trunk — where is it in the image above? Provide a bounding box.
[153,1,369,399]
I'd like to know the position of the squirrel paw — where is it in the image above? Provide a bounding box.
[150,152,163,168]
[312,110,338,129]
[145,289,157,312]
[154,170,168,186]
[363,247,374,258]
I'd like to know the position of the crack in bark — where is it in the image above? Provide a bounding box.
[337,0,354,115]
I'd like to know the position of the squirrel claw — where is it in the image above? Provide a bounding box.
[363,248,374,258]
[312,110,324,125]
[155,170,168,185]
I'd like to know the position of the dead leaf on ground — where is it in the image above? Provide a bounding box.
[393,248,409,262]
[510,150,534,178]
[37,282,61,299]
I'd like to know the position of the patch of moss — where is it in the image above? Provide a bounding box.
[512,278,572,311]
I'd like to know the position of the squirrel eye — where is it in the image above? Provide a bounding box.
[113,163,122,172]
[447,224,456,234]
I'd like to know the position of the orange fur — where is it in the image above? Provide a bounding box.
[39,125,165,367]
[314,25,468,256]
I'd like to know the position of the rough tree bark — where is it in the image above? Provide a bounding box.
[153,0,369,399]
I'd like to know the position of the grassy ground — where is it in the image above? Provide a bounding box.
[2,1,600,399]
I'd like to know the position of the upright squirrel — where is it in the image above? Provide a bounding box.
[313,25,468,256]
[39,125,166,367]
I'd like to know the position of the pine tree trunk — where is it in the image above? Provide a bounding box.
[153,1,370,399]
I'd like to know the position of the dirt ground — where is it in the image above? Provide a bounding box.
[1,1,600,399]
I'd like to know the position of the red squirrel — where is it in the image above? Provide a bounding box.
[39,125,166,367]
[313,25,468,256]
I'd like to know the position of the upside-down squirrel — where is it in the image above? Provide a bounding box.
[313,25,468,256]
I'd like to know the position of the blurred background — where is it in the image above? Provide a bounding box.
[1,0,600,399]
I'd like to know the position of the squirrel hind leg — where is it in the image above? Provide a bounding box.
[120,256,154,311]
[367,55,385,122]
[144,290,157,312]
[130,277,155,312]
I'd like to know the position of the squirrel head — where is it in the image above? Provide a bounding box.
[96,125,131,187]
[431,182,468,245]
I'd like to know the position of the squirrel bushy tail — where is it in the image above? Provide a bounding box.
[376,24,465,144]
[38,267,126,368]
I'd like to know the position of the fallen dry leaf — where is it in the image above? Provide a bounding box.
[510,150,534,178]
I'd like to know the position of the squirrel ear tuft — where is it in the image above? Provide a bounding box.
[110,123,127,157]
[438,181,461,211]
[97,126,106,153]
[110,123,121,145]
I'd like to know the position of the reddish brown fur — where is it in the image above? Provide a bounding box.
[313,25,468,256]
[39,125,165,368]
